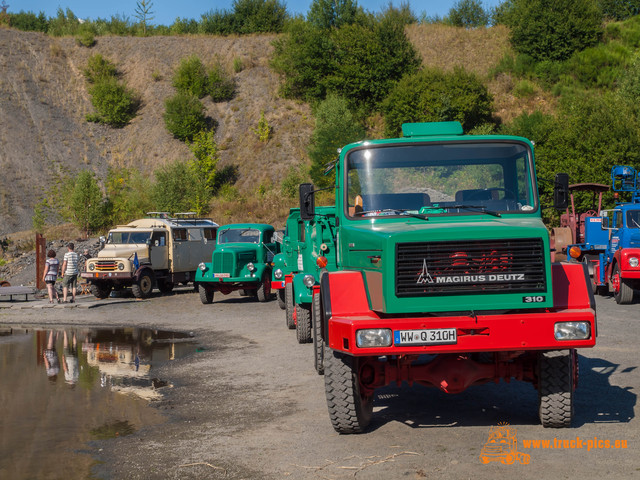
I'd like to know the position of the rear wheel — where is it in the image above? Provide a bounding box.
[257,272,272,302]
[131,271,154,299]
[538,350,575,428]
[312,291,324,375]
[277,289,286,310]
[612,263,634,304]
[199,284,214,304]
[295,304,312,344]
[285,283,295,329]
[90,282,112,300]
[324,347,373,434]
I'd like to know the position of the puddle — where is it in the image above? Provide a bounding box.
[0,325,198,479]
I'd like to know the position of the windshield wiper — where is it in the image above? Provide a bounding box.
[356,209,429,221]
[450,204,502,217]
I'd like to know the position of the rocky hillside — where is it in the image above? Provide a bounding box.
[0,24,543,238]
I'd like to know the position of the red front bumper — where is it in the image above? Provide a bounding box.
[327,309,596,356]
[272,280,285,289]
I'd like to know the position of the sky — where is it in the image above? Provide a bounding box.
[7,1,503,25]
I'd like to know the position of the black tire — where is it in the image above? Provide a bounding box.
[324,346,373,434]
[157,279,174,294]
[613,263,634,304]
[295,303,312,344]
[131,271,154,299]
[257,271,272,302]
[277,289,286,310]
[199,284,214,304]
[239,289,251,297]
[90,282,112,300]
[285,283,295,329]
[538,350,575,428]
[312,291,325,375]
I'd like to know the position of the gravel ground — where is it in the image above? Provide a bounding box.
[0,288,638,480]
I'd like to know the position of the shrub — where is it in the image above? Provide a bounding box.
[233,57,244,73]
[502,0,603,62]
[513,79,536,98]
[382,67,494,137]
[68,170,108,237]
[8,11,49,32]
[280,165,307,198]
[233,0,288,33]
[173,55,208,98]
[163,92,207,141]
[151,161,196,213]
[307,0,359,30]
[88,77,138,127]
[599,0,640,20]
[207,63,236,102]
[199,9,236,35]
[253,111,271,142]
[84,54,118,83]
[75,30,96,48]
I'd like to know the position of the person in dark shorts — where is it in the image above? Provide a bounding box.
[62,243,79,303]
[42,249,60,304]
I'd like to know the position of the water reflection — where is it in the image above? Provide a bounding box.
[0,325,197,479]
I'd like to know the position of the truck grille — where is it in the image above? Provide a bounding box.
[95,261,118,272]
[213,251,234,274]
[396,238,546,297]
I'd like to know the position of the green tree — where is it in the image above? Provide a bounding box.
[151,161,196,214]
[84,54,118,83]
[308,94,366,187]
[232,0,288,33]
[173,55,208,98]
[598,0,640,20]
[307,0,359,29]
[206,62,236,102]
[69,171,107,237]
[381,67,494,137]
[187,130,220,215]
[502,0,603,62]
[134,0,155,36]
[105,167,153,225]
[163,92,207,142]
[447,0,489,28]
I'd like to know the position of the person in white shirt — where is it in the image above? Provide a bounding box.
[61,243,79,303]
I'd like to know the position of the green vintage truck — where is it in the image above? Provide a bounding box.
[300,121,596,433]
[271,208,303,325]
[290,206,337,348]
[195,223,278,304]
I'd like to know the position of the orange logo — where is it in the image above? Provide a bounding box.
[480,422,531,465]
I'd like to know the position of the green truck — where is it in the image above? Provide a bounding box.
[300,121,596,433]
[271,209,303,326]
[196,223,277,304]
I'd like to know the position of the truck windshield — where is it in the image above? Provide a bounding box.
[218,228,261,244]
[345,141,536,218]
[108,231,151,244]
[627,210,640,228]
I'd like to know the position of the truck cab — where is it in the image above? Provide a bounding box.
[301,121,596,433]
[82,213,218,299]
[196,223,278,304]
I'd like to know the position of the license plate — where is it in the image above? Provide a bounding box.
[394,328,457,346]
[214,273,230,278]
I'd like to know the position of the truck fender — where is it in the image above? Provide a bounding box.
[320,270,369,345]
[292,272,314,305]
[134,266,155,283]
[551,262,597,337]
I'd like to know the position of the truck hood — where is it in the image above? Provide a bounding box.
[98,244,149,261]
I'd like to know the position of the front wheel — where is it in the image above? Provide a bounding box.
[256,272,272,302]
[312,291,324,375]
[199,284,214,304]
[90,282,112,300]
[277,289,286,310]
[131,271,154,299]
[285,283,295,329]
[538,350,575,428]
[612,263,634,304]
[324,347,373,434]
[295,304,312,344]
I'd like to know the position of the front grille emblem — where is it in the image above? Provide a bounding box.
[417,259,434,284]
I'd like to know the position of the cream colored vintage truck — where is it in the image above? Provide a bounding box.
[81,213,218,299]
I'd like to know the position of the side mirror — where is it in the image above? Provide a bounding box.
[299,183,315,220]
[553,173,569,210]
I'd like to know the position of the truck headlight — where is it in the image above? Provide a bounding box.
[629,256,639,268]
[303,274,315,288]
[88,263,95,271]
[554,322,590,341]
[357,329,392,348]
[198,262,207,271]
[118,263,125,270]
[274,269,283,279]
[247,262,256,272]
